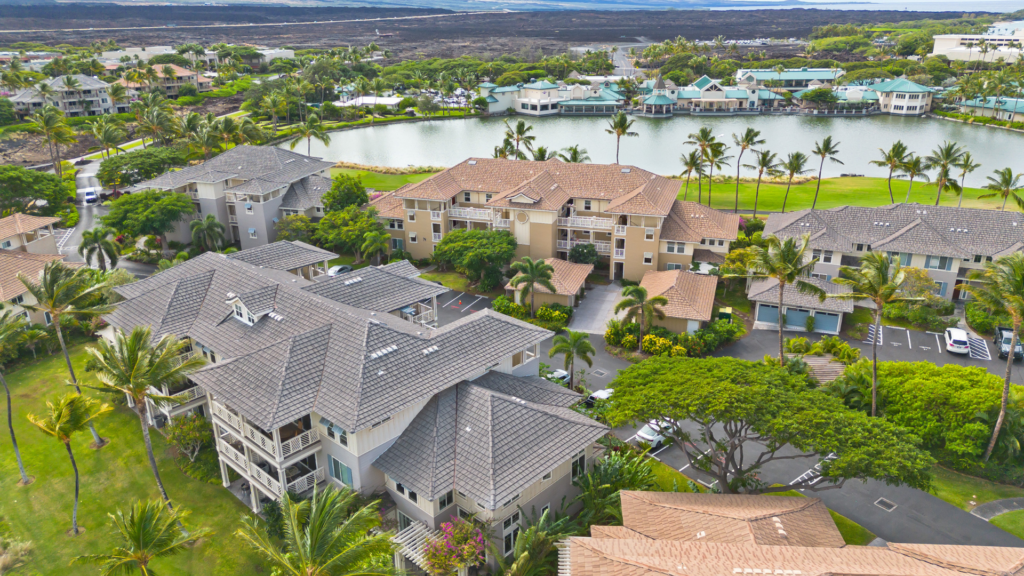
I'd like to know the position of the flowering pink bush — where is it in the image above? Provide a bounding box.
[423,518,486,575]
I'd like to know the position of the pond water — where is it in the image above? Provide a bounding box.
[290,114,1024,188]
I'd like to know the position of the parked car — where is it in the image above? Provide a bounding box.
[548,369,571,385]
[635,420,671,449]
[995,326,1024,360]
[83,190,98,204]
[944,328,970,354]
[327,264,353,277]
[585,388,613,408]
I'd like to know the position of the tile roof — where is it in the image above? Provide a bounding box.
[691,249,725,264]
[962,96,1024,112]
[135,146,333,191]
[227,240,337,271]
[643,94,676,105]
[0,250,74,300]
[278,175,333,210]
[368,190,405,219]
[747,276,854,313]
[379,260,421,279]
[302,265,447,312]
[763,204,1024,259]
[106,252,551,431]
[661,201,742,243]
[0,213,60,240]
[524,80,559,90]
[373,372,606,508]
[870,78,933,93]
[505,258,593,296]
[640,270,718,322]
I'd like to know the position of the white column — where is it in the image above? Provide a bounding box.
[393,552,406,571]
[249,484,260,513]
[272,428,282,462]
[219,458,230,488]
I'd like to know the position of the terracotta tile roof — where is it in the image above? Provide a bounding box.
[692,249,726,264]
[661,201,742,243]
[0,214,60,241]
[506,258,594,296]
[639,270,718,322]
[0,250,74,300]
[591,525,651,539]
[369,191,405,219]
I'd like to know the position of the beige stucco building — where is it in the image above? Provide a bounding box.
[506,257,593,312]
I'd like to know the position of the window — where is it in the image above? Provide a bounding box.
[643,252,653,265]
[935,281,949,298]
[458,507,473,520]
[810,273,831,281]
[700,238,707,245]
[521,103,528,110]
[388,219,403,230]
[392,238,404,251]
[645,228,655,241]
[541,504,550,516]
[249,228,257,239]
[245,203,253,214]
[371,416,391,429]
[571,449,586,479]
[234,304,244,320]
[315,206,323,214]
[925,255,953,271]
[856,243,864,252]
[395,482,405,496]
[0,240,11,249]
[398,511,413,531]
[503,511,521,556]
[583,200,592,211]
[409,233,417,243]
[717,239,725,247]
[542,472,552,481]
[320,417,348,446]
[407,210,416,222]
[888,252,911,266]
[439,490,454,510]
[408,489,418,503]
[463,192,472,203]
[666,263,683,271]
[44,311,52,326]
[501,494,520,508]
[328,455,353,486]
[10,294,24,305]
[246,311,256,324]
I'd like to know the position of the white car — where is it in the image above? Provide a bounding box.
[327,264,353,277]
[549,369,571,385]
[945,328,970,354]
[636,420,671,449]
[585,388,613,407]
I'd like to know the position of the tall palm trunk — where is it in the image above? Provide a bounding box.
[782,177,794,213]
[65,441,80,535]
[136,400,188,533]
[707,164,716,207]
[530,286,536,319]
[3,374,30,484]
[683,174,691,201]
[1003,195,1009,211]
[752,172,764,218]
[777,283,785,364]
[984,321,1018,461]
[638,309,645,352]
[615,135,621,164]
[811,159,825,209]
[871,308,881,417]
[54,317,103,447]
[697,171,703,204]
[904,177,916,203]
[886,167,895,203]
[734,150,744,213]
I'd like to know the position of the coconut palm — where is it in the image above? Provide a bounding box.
[28,393,111,535]
[979,168,1024,211]
[18,261,113,447]
[510,257,556,318]
[728,234,824,364]
[869,141,908,204]
[680,149,704,202]
[924,141,965,206]
[530,146,555,161]
[361,230,391,266]
[0,310,30,485]
[262,92,287,133]
[493,138,517,160]
[558,145,590,163]
[189,214,225,252]
[810,136,843,209]
[898,155,931,203]
[548,330,596,392]
[74,499,211,575]
[78,226,121,272]
[83,116,127,160]
[960,253,1024,462]
[613,285,668,352]
[289,112,331,156]
[731,128,765,213]
[504,118,535,157]
[955,152,981,208]
[703,141,732,208]
[236,487,397,576]
[88,327,206,526]
[19,328,47,360]
[745,149,779,218]
[830,252,922,417]
[685,127,717,204]
[605,111,638,164]
[26,105,76,176]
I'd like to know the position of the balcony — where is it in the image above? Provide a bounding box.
[494,218,511,228]
[218,437,248,470]
[400,301,435,325]
[171,349,199,368]
[614,248,625,258]
[212,401,243,431]
[213,401,319,462]
[228,214,238,223]
[280,428,319,458]
[287,467,325,493]
[449,207,493,220]
[614,225,627,236]
[225,193,237,202]
[557,216,614,230]
[189,190,199,199]
[249,460,283,495]
[414,309,436,324]
[556,240,611,253]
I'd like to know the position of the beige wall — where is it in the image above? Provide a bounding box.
[622,226,659,281]
[513,289,571,312]
[652,316,702,334]
[657,252,693,271]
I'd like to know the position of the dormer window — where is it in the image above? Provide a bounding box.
[233,303,256,326]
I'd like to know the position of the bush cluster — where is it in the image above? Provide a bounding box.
[884,300,957,332]
[492,296,571,332]
[784,335,861,364]
[965,301,1009,336]
[606,319,741,358]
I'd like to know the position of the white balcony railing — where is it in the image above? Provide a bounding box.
[556,240,611,253]
[280,428,320,458]
[557,216,614,229]
[414,308,436,324]
[171,385,206,404]
[189,190,199,199]
[449,207,492,220]
[212,401,243,431]
[171,350,199,368]
[249,461,282,495]
[287,467,325,493]
[228,214,238,223]
[594,241,611,253]
[244,422,278,459]
[614,248,625,258]
[225,193,237,202]
[614,225,627,236]
[430,211,443,221]
[494,218,510,228]
[432,233,443,243]
[218,438,248,470]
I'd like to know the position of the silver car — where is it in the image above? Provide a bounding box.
[636,420,671,449]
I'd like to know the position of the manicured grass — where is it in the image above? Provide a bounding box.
[929,465,1024,511]
[764,489,876,545]
[650,458,701,493]
[991,510,1024,540]
[586,273,612,286]
[330,168,437,191]
[0,343,264,575]
[418,271,504,298]
[715,285,752,315]
[327,253,372,270]
[678,176,1007,213]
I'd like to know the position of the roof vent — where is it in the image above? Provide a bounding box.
[368,345,398,359]
[1015,222,1019,227]
[696,531,706,539]
[226,292,236,299]
[468,160,477,165]
[343,276,363,285]
[421,345,439,355]
[621,168,630,173]
[268,312,284,322]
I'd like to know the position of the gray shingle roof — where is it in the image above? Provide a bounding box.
[747,277,855,313]
[135,146,334,191]
[107,252,551,431]
[379,260,421,279]
[764,204,1024,259]
[373,374,607,508]
[279,175,332,210]
[301,265,447,313]
[227,241,337,272]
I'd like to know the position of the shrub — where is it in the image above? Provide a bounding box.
[423,519,486,575]
[176,95,205,106]
[536,307,568,324]
[177,83,199,97]
[568,242,599,265]
[785,336,812,354]
[542,302,574,319]
[58,206,79,228]
[805,315,816,333]
[642,334,673,355]
[620,334,637,350]
[492,295,529,320]
[670,345,688,357]
[966,301,1007,336]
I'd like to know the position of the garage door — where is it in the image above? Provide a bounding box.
[785,308,811,329]
[815,312,840,333]
[756,304,779,324]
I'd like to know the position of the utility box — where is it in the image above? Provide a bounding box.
[718,307,733,323]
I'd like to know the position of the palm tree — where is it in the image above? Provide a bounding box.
[262,92,286,133]
[504,118,535,157]
[78,227,121,272]
[0,310,30,485]
[605,111,638,164]
[898,155,931,203]
[729,234,824,364]
[26,105,76,176]
[960,253,1024,462]
[83,116,127,160]
[18,261,113,447]
[703,142,732,208]
[288,112,331,156]
[731,128,765,213]
[509,257,556,318]
[497,510,577,576]
[28,393,111,535]
[979,168,1024,211]
[89,327,206,526]
[186,123,221,161]
[685,127,717,204]
[361,230,391,266]
[613,285,668,352]
[956,152,982,208]
[530,146,555,161]
[558,145,590,163]
[830,252,921,417]
[20,328,48,360]
[190,214,225,252]
[810,136,843,209]
[869,141,908,204]
[548,330,596,392]
[236,487,397,576]
[680,149,703,202]
[74,499,211,574]
[923,141,965,206]
[746,149,779,218]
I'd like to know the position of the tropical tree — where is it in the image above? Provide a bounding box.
[19,328,48,360]
[548,330,596,392]
[830,252,921,416]
[88,327,206,522]
[779,152,811,213]
[979,168,1024,211]
[26,105,76,176]
[83,116,127,160]
[869,141,909,204]
[745,149,779,218]
[923,141,965,206]
[18,261,113,447]
[262,92,286,133]
[288,112,331,156]
[731,128,765,213]
[0,310,30,485]
[956,152,982,208]
[189,214,225,252]
[78,226,121,272]
[558,145,590,163]
[235,487,397,576]
[960,253,1024,461]
[360,230,391,266]
[509,257,556,318]
[74,499,211,575]
[810,136,843,209]
[898,155,931,203]
[685,127,717,204]
[680,149,704,202]
[703,142,732,208]
[496,509,578,576]
[605,111,638,164]
[613,285,668,352]
[503,118,535,157]
[28,393,111,536]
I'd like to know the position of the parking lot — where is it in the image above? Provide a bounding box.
[433,290,494,327]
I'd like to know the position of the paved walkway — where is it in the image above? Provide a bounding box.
[568,284,622,334]
[972,498,1024,521]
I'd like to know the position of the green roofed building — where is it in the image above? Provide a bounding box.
[736,67,845,89]
[960,96,1024,123]
[869,78,934,116]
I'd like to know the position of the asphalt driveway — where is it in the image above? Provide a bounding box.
[568,283,622,334]
[433,290,493,327]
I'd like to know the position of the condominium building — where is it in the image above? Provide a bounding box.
[0,214,74,325]
[9,74,118,117]
[930,26,1024,63]
[736,67,845,88]
[113,63,213,97]
[0,213,61,255]
[100,46,220,67]
[370,158,740,283]
[870,78,934,115]
[960,96,1024,122]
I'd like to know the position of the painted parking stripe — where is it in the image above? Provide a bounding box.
[935,333,943,354]
[864,324,883,345]
[461,296,483,313]
[441,292,465,307]
[968,337,992,361]
[907,330,912,348]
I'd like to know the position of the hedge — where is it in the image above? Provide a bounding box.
[934,110,1024,131]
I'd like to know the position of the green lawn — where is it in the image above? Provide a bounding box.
[330,168,437,191]
[929,466,1024,511]
[327,253,372,270]
[419,271,504,298]
[0,343,264,575]
[991,510,1024,540]
[715,285,752,315]
[679,177,1008,214]
[650,458,701,493]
